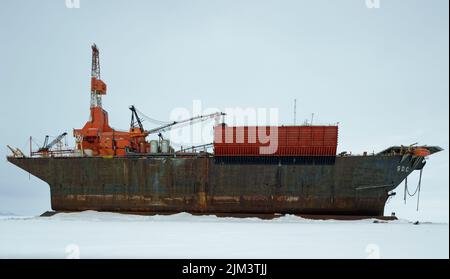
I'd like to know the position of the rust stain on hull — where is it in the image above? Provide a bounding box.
[7,154,425,217]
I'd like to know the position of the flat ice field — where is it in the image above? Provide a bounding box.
[0,211,448,259]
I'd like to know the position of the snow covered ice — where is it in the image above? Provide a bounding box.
[0,211,448,259]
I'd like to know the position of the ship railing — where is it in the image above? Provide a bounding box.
[176,143,214,154]
[30,149,76,158]
[338,151,377,157]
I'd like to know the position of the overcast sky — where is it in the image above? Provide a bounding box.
[0,0,448,221]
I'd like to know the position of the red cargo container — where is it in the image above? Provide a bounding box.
[214,125,338,156]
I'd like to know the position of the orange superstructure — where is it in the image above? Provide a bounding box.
[73,44,149,156]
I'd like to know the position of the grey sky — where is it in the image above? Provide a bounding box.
[0,0,448,221]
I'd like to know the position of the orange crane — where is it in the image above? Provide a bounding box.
[130,105,225,137]
[73,44,224,157]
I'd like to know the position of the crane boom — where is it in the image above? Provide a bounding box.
[43,136,49,150]
[129,105,144,131]
[145,112,226,135]
[7,145,26,158]
[38,132,68,152]
[46,132,67,150]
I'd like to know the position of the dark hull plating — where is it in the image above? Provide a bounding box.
[7,154,425,216]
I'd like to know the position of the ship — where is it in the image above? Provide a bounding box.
[6,45,442,219]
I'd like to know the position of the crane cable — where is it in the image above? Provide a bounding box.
[134,107,172,126]
[403,168,423,211]
[157,116,216,133]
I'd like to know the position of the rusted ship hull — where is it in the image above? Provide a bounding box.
[7,154,426,216]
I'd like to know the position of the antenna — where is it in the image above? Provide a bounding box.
[294,99,297,125]
[311,113,314,126]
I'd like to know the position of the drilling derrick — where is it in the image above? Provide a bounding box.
[73,44,127,156]
[90,44,107,108]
